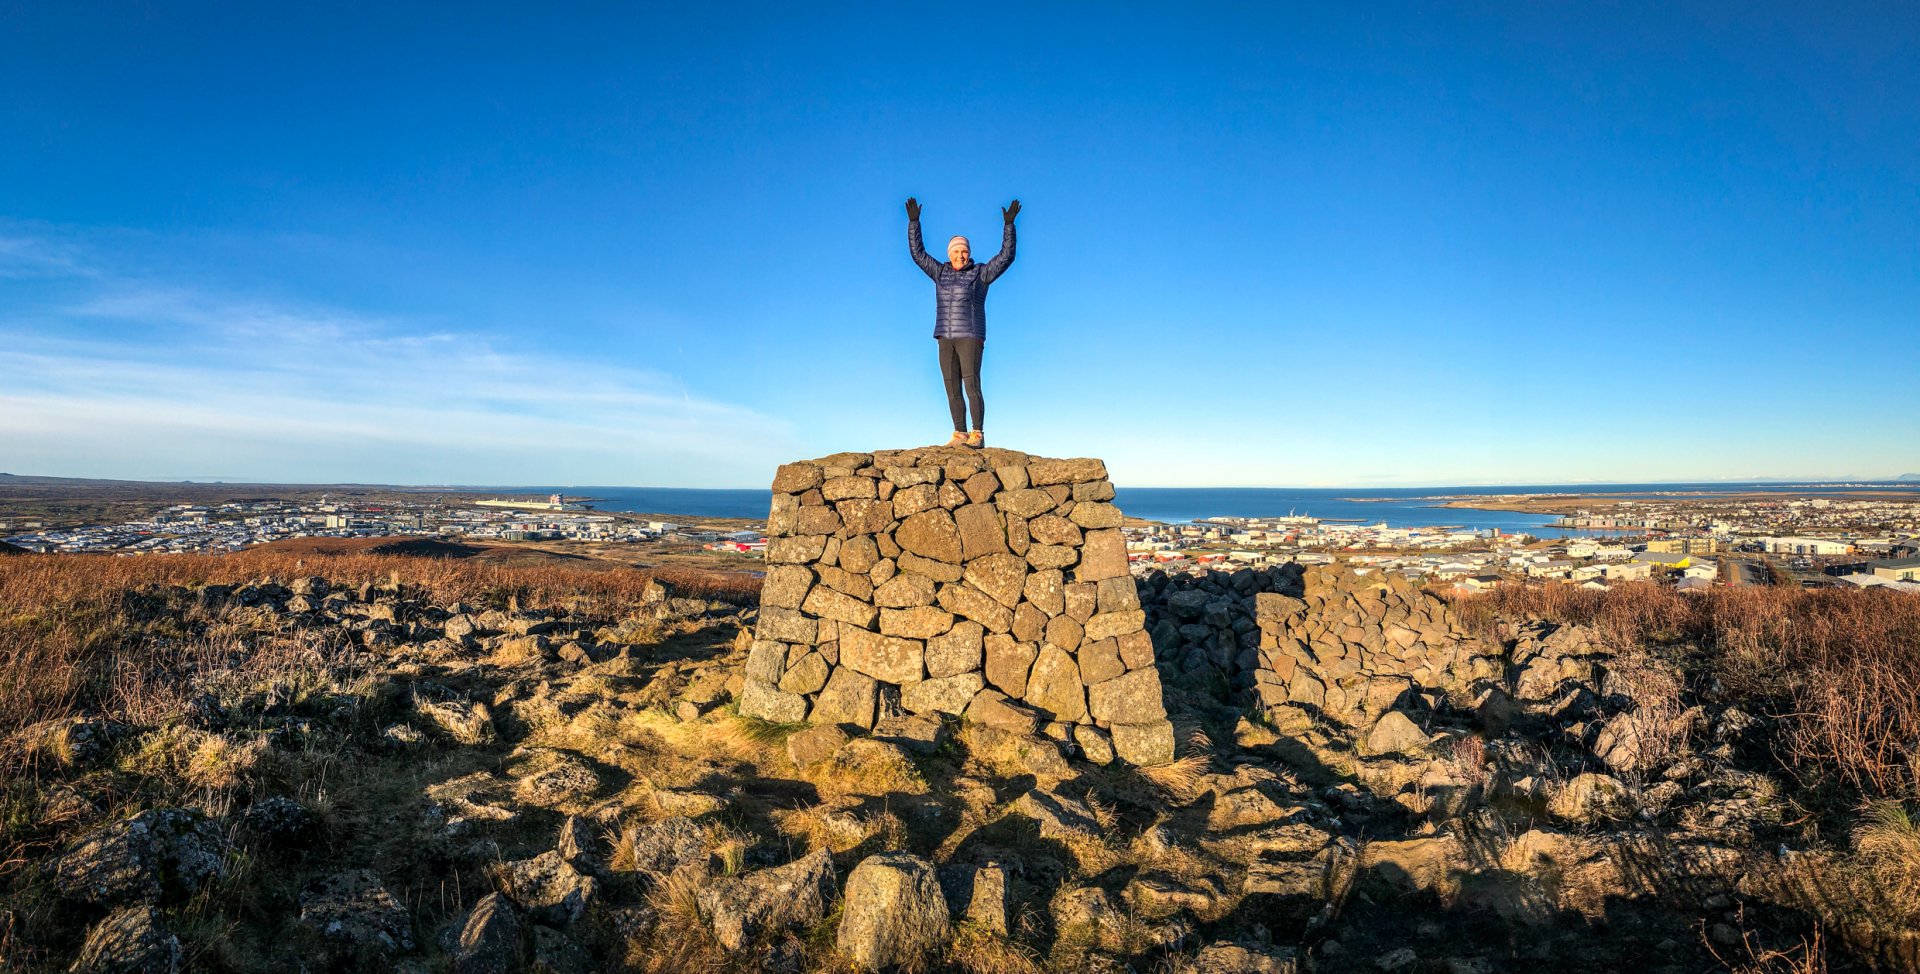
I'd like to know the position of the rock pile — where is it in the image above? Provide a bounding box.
[738,447,1175,765]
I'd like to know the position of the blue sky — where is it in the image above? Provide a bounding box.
[3,2,1915,487]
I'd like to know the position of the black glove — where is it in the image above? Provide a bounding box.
[905,197,921,221]
[1002,199,1021,224]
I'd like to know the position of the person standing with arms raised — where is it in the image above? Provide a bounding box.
[906,196,1019,449]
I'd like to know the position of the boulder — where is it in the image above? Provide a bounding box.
[1027,457,1107,485]
[1023,569,1066,615]
[997,488,1057,518]
[874,573,937,609]
[963,552,1030,609]
[447,892,524,974]
[1078,637,1125,684]
[1012,602,1047,642]
[891,481,937,519]
[556,817,610,877]
[241,796,317,845]
[772,462,825,493]
[1023,645,1088,722]
[965,690,1043,735]
[1045,613,1084,652]
[739,679,809,724]
[296,869,415,960]
[788,724,852,769]
[415,698,498,745]
[1074,724,1116,765]
[1087,668,1167,724]
[1592,712,1655,774]
[1051,886,1124,951]
[1076,529,1128,581]
[698,849,836,950]
[939,863,1009,936]
[1176,941,1299,974]
[760,565,814,609]
[620,816,710,876]
[1096,576,1142,613]
[1111,720,1177,766]
[1362,711,1431,756]
[811,668,880,730]
[836,853,952,971]
[926,620,985,678]
[1028,514,1082,546]
[48,808,227,906]
[872,714,946,754]
[901,673,985,716]
[779,652,831,695]
[937,581,1014,633]
[1083,609,1146,642]
[71,905,180,974]
[895,510,963,564]
[495,850,599,926]
[1010,789,1101,840]
[1025,544,1079,570]
[841,629,926,685]
[1548,773,1634,824]
[1067,501,1123,528]
[756,607,818,644]
[897,551,963,583]
[803,586,878,628]
[954,503,1010,560]
[879,606,955,640]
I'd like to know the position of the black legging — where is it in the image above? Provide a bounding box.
[938,338,984,432]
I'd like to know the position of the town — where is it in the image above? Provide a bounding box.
[0,495,755,555]
[1119,494,1920,594]
[7,488,1918,595]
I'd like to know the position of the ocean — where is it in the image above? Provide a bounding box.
[484,482,1920,534]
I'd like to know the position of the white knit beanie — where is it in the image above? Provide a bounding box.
[947,235,970,254]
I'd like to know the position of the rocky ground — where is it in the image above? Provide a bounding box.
[1,561,1908,972]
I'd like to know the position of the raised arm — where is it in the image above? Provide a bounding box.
[980,199,1019,284]
[905,197,940,279]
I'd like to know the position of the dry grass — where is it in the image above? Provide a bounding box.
[1135,728,1215,801]
[1598,649,1689,783]
[1706,923,1831,974]
[0,551,756,742]
[634,866,727,973]
[0,550,755,971]
[946,923,1048,974]
[808,739,929,799]
[1136,754,1209,802]
[1851,801,1920,923]
[1455,582,1920,800]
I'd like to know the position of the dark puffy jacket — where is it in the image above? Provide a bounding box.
[909,218,1015,340]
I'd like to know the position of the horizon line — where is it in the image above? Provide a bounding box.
[8,472,1920,492]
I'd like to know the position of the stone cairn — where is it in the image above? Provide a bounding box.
[738,448,1175,766]
[1141,564,1502,728]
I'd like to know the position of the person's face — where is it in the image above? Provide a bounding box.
[948,241,970,268]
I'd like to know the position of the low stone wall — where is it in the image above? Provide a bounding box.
[1249,566,1501,725]
[1141,564,1501,728]
[738,447,1174,765]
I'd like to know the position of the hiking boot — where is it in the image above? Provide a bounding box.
[945,431,968,447]
[966,430,985,450]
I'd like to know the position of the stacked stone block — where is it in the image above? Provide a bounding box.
[738,447,1174,766]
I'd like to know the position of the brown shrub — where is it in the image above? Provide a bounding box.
[0,551,760,747]
[1454,582,1920,800]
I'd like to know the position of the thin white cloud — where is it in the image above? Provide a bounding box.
[0,232,92,279]
[0,230,796,485]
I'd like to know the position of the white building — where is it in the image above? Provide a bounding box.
[1761,537,1852,556]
